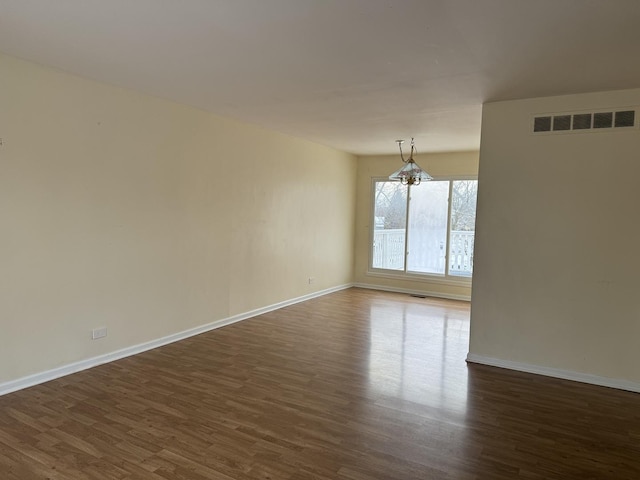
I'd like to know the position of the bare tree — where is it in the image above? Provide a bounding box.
[374,182,407,229]
[450,180,477,231]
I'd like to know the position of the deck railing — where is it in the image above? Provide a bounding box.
[448,230,474,276]
[372,229,405,270]
[373,229,474,275]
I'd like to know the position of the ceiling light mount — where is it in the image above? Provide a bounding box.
[388,137,432,186]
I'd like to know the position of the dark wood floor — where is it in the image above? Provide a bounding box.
[0,288,639,479]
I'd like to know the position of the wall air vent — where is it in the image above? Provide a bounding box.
[572,113,592,130]
[533,116,552,132]
[593,112,613,129]
[532,109,637,134]
[615,110,635,127]
[552,115,571,131]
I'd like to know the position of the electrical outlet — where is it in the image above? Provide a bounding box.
[308,277,315,284]
[92,327,107,340]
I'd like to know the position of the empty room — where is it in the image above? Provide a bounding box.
[1,1,639,479]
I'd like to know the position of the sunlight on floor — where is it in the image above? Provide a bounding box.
[367,298,470,417]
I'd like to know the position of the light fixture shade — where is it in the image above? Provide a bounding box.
[388,159,433,185]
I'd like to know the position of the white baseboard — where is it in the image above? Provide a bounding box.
[353,282,471,302]
[466,353,640,394]
[0,283,353,397]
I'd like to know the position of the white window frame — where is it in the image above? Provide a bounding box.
[368,175,477,286]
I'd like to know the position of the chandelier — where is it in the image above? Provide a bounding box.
[388,138,432,186]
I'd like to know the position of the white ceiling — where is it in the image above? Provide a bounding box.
[1,0,640,155]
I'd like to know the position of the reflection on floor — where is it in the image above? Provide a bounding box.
[0,288,638,479]
[368,296,469,407]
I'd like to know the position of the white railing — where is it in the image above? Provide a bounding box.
[373,229,474,275]
[448,230,474,276]
[372,229,405,270]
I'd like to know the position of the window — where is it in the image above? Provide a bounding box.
[371,179,477,279]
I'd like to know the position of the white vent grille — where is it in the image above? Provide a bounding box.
[532,109,637,134]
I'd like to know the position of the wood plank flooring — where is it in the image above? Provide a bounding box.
[0,288,639,479]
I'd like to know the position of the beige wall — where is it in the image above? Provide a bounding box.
[354,152,479,299]
[0,53,356,384]
[470,88,640,385]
